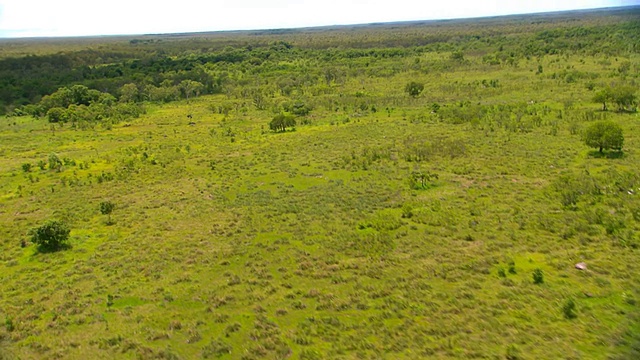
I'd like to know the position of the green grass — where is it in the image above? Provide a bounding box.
[1,19,640,360]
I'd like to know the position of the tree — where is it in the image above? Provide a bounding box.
[593,86,638,112]
[119,83,140,103]
[405,82,424,97]
[46,107,67,123]
[269,114,296,132]
[29,220,70,252]
[584,121,624,153]
[179,80,205,101]
[592,88,612,111]
[611,86,637,112]
[99,201,116,225]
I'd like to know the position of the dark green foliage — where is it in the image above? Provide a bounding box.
[404,81,424,97]
[99,201,115,215]
[5,317,14,332]
[29,220,71,252]
[584,121,624,153]
[100,201,116,225]
[21,163,32,172]
[533,268,544,284]
[562,299,577,319]
[283,101,312,116]
[269,114,296,132]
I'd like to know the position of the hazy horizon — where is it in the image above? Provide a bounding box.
[0,0,638,39]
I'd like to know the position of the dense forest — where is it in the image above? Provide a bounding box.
[1,6,639,360]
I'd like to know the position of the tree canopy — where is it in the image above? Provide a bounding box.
[29,220,71,252]
[405,82,424,97]
[584,121,624,153]
[592,86,638,112]
[269,114,296,132]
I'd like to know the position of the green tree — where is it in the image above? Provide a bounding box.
[611,86,637,112]
[179,80,205,101]
[405,82,424,97]
[46,107,68,123]
[584,121,624,153]
[99,201,116,225]
[269,114,296,132]
[119,83,140,103]
[592,87,612,111]
[532,269,544,284]
[29,220,71,252]
[593,86,638,112]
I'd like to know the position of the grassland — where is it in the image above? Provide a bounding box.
[1,8,640,360]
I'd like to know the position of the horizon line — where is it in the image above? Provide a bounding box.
[1,4,638,41]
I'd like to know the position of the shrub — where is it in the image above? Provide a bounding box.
[48,153,63,172]
[404,81,424,97]
[562,298,577,319]
[99,201,115,215]
[533,268,544,284]
[409,171,438,190]
[29,220,71,252]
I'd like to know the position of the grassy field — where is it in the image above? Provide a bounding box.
[1,9,640,360]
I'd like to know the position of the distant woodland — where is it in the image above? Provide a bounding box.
[1,7,638,117]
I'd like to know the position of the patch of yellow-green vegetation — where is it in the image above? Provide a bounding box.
[1,9,640,360]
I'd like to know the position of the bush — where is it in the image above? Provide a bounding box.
[533,268,544,284]
[404,81,424,97]
[562,298,577,319]
[99,201,115,215]
[29,220,71,252]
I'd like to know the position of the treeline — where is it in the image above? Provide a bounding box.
[0,7,638,115]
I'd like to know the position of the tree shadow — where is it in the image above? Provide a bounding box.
[588,150,625,159]
[35,243,72,254]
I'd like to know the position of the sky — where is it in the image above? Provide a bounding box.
[0,0,637,38]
